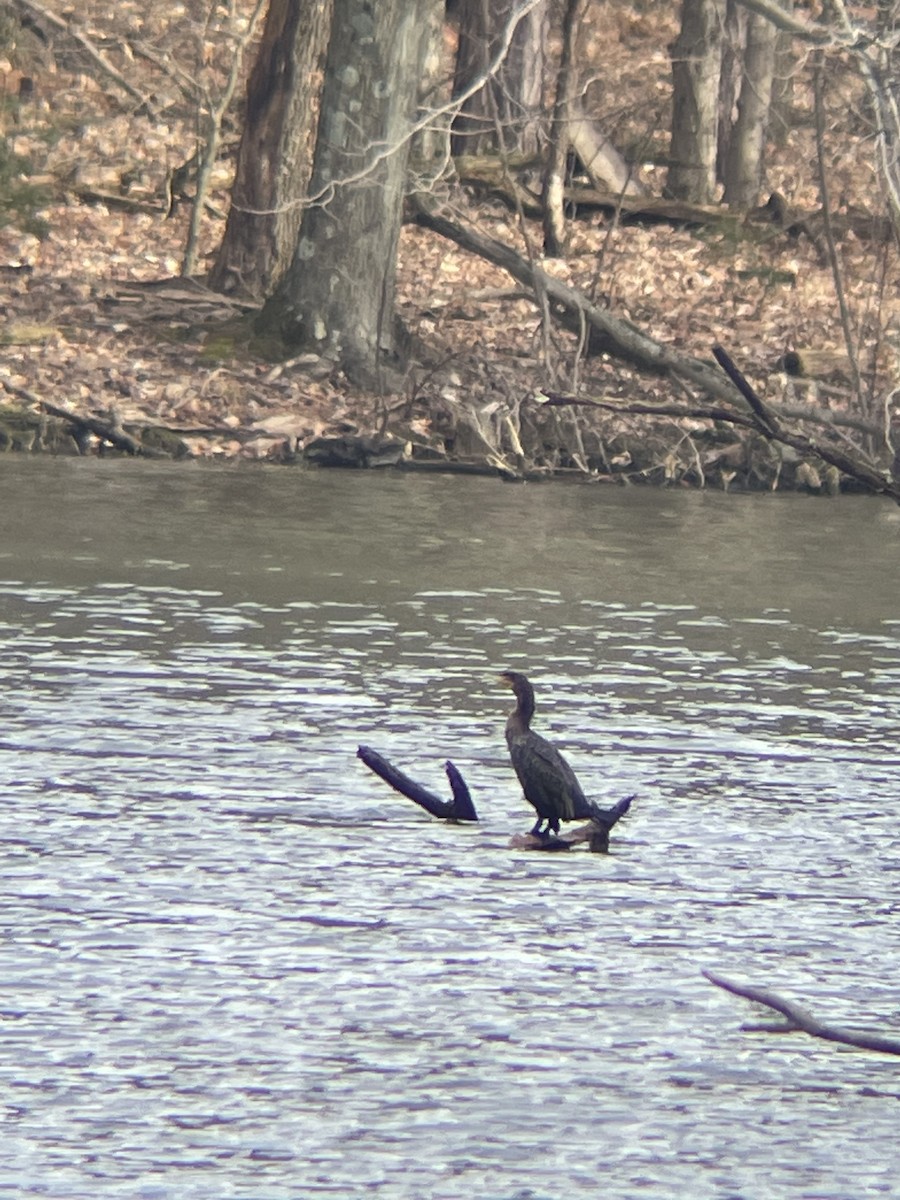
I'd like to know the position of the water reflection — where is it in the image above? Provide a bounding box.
[0,459,899,1198]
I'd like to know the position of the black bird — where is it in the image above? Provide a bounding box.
[499,670,592,838]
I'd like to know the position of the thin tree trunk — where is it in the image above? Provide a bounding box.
[716,0,747,182]
[668,0,726,203]
[450,0,549,156]
[542,0,584,257]
[770,0,795,145]
[722,9,777,205]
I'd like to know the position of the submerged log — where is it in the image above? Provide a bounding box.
[357,745,632,850]
[704,970,900,1056]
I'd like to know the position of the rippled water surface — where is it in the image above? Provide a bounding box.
[1,458,899,1198]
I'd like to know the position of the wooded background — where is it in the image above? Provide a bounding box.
[1,0,898,494]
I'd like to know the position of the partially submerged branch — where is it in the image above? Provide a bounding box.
[711,346,900,503]
[357,745,478,822]
[704,970,900,1056]
[508,793,634,853]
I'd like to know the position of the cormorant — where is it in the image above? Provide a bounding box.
[499,670,591,838]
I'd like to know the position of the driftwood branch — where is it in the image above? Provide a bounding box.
[509,793,634,852]
[357,745,478,822]
[704,970,900,1056]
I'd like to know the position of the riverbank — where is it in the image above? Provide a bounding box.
[0,2,891,494]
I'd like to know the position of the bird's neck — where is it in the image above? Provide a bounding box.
[507,706,532,736]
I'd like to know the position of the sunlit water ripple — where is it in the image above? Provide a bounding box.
[0,461,898,1198]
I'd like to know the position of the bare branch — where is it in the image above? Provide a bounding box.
[735,0,837,44]
[712,347,900,501]
[705,970,900,1056]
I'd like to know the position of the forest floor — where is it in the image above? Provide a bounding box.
[0,2,894,489]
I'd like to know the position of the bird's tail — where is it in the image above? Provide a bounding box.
[574,793,634,831]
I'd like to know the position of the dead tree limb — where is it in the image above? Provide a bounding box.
[712,346,900,502]
[0,376,153,455]
[704,970,900,1056]
[39,399,149,456]
[411,194,746,408]
[543,347,900,503]
[542,391,758,429]
[542,391,883,439]
[357,745,478,822]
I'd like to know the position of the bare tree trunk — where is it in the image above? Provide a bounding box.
[450,0,549,156]
[668,0,726,203]
[258,0,437,386]
[722,9,777,205]
[770,0,795,145]
[716,0,747,182]
[208,0,333,298]
[542,0,584,256]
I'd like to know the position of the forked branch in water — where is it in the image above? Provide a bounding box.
[357,745,478,821]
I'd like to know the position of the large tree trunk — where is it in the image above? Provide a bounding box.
[668,0,726,203]
[722,9,777,206]
[258,0,438,386]
[208,0,333,298]
[449,0,549,156]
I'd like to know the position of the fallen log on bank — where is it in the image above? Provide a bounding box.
[412,195,900,497]
[411,194,755,408]
[356,745,632,851]
[704,970,900,1056]
[711,347,900,504]
[0,374,191,458]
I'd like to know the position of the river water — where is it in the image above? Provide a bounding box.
[1,458,898,1199]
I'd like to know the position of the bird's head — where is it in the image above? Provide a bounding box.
[498,670,525,691]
